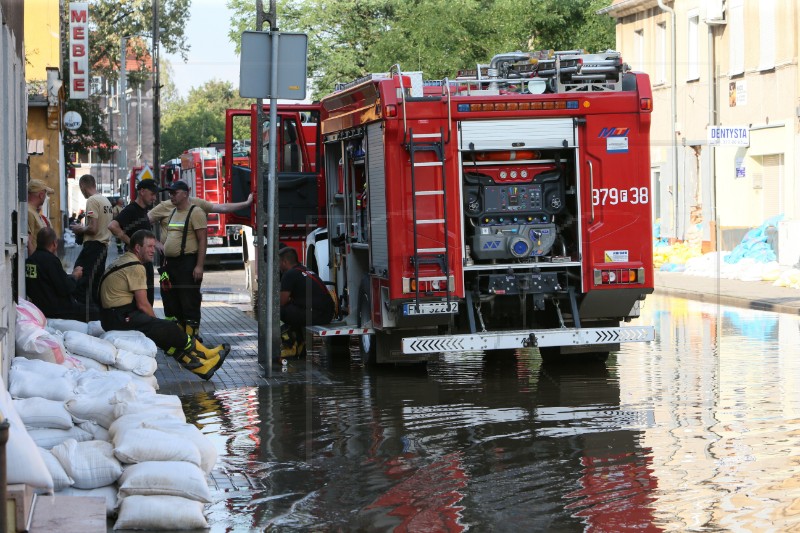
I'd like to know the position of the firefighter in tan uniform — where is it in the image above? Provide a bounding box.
[70,174,113,306]
[27,179,54,256]
[99,229,229,380]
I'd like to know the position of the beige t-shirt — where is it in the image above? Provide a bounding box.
[163,206,208,257]
[150,198,213,242]
[100,252,147,308]
[84,194,113,244]
[27,205,49,239]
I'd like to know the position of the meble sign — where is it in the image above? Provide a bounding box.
[707,126,749,146]
[69,2,89,100]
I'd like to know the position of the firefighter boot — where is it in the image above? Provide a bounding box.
[174,339,231,381]
[280,324,298,358]
[185,320,204,344]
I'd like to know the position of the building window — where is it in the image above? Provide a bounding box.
[759,0,775,71]
[634,29,644,72]
[687,12,700,81]
[656,22,666,84]
[728,0,745,76]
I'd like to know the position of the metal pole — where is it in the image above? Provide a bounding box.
[152,0,161,173]
[256,1,269,373]
[267,26,281,370]
[119,37,128,184]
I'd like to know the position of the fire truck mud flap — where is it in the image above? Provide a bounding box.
[401,326,655,355]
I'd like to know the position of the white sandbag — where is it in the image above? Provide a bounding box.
[142,420,218,474]
[87,320,105,337]
[113,427,201,466]
[47,318,90,335]
[125,372,159,392]
[17,299,46,327]
[13,397,73,429]
[0,376,54,490]
[108,412,185,442]
[51,439,123,489]
[67,376,137,429]
[61,354,86,371]
[78,421,111,442]
[28,426,93,449]
[112,394,185,421]
[101,332,158,358]
[9,358,76,401]
[114,349,158,376]
[114,495,207,530]
[16,320,67,364]
[117,461,211,503]
[68,354,108,372]
[106,369,156,396]
[39,448,74,490]
[63,330,117,364]
[58,485,118,517]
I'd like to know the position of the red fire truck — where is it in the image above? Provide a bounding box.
[230,50,656,364]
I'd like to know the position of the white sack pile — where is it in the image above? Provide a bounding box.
[8,302,218,530]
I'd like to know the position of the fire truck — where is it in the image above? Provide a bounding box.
[230,50,656,364]
[176,147,247,265]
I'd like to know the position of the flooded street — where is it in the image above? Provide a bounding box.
[183,293,800,532]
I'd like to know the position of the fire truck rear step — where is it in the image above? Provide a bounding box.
[401,326,655,354]
[308,324,375,337]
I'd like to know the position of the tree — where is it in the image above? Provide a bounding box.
[160,80,251,160]
[227,0,616,100]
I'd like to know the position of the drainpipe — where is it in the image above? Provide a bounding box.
[657,0,679,240]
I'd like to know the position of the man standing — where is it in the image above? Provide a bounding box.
[157,180,209,341]
[25,227,100,321]
[278,246,335,356]
[70,174,113,306]
[27,179,54,256]
[108,179,161,305]
[99,229,229,380]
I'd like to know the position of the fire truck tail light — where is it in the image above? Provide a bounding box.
[594,267,646,286]
[567,100,579,109]
[457,104,470,112]
[385,105,397,117]
[640,98,652,111]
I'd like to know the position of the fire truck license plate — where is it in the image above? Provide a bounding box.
[207,237,223,246]
[403,302,459,315]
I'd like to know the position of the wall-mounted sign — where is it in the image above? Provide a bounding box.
[63,111,82,131]
[69,2,90,99]
[708,126,750,146]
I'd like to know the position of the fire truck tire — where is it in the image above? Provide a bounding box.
[357,283,376,365]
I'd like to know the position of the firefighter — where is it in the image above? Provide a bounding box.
[26,179,54,256]
[278,246,335,357]
[148,188,253,341]
[25,227,100,321]
[99,229,229,381]
[69,174,113,306]
[155,180,209,341]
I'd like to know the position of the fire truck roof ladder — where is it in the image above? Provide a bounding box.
[406,126,454,313]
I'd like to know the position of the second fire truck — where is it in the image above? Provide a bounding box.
[230,50,656,364]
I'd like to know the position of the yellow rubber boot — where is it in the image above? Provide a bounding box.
[185,321,204,343]
[174,339,230,381]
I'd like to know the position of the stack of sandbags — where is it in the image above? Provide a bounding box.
[15,300,68,365]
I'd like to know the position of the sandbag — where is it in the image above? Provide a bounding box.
[50,439,123,489]
[68,354,109,372]
[87,320,105,337]
[9,357,76,402]
[63,330,118,365]
[114,349,158,376]
[124,372,159,392]
[108,412,186,442]
[112,394,185,421]
[28,426,93,449]
[17,299,46,327]
[16,320,66,364]
[142,420,218,474]
[67,373,137,429]
[47,319,90,335]
[113,427,201,466]
[102,331,158,358]
[13,397,73,429]
[39,448,74,490]
[114,495,207,530]
[78,420,111,442]
[58,485,118,517]
[117,461,211,503]
[0,375,54,490]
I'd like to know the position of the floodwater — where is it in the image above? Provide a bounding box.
[183,294,800,532]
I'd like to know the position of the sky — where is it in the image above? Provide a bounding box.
[164,1,240,98]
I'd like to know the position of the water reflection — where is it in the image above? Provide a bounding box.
[181,293,800,532]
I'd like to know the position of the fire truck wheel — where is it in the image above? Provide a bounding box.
[358,282,376,365]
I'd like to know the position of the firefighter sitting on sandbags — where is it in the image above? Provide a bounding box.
[98,229,230,381]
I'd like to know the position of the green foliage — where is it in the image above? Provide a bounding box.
[227,0,616,101]
[160,80,251,160]
[63,98,116,161]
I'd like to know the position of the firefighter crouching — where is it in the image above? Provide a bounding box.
[99,229,230,381]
